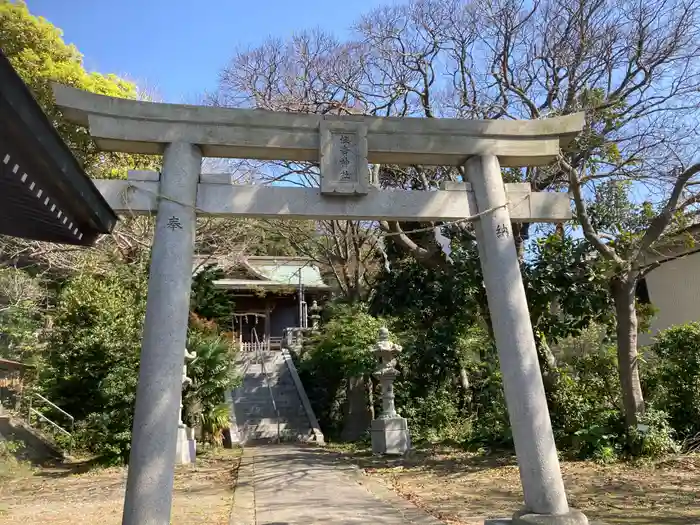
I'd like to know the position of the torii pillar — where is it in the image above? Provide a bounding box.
[467,156,587,525]
[121,142,201,525]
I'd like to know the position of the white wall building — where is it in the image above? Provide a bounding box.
[638,226,700,346]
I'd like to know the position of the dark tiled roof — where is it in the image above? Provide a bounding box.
[0,50,117,245]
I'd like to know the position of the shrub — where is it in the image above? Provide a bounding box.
[401,387,471,444]
[547,347,626,460]
[43,268,239,463]
[463,362,512,449]
[398,324,509,448]
[628,407,679,458]
[646,322,700,443]
[200,403,232,446]
[295,303,382,440]
[43,267,146,465]
[0,267,49,364]
[182,314,239,445]
[0,440,32,479]
[190,265,236,328]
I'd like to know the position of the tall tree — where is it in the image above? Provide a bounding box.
[273,219,381,301]
[216,0,700,427]
[476,0,700,427]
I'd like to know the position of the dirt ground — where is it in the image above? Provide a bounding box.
[334,446,700,525]
[0,448,240,524]
[2,445,698,524]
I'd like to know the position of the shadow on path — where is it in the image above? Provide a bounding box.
[230,444,446,525]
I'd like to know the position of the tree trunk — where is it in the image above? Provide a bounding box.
[458,366,471,407]
[512,222,530,261]
[535,331,559,391]
[611,276,645,428]
[367,375,375,421]
[458,366,470,391]
[341,375,372,441]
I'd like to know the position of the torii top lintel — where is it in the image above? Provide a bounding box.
[52,84,584,168]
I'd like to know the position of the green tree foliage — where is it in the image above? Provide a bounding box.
[526,235,614,344]
[182,314,239,445]
[190,265,236,329]
[365,230,644,453]
[42,264,148,464]
[295,303,382,439]
[546,348,625,461]
[41,265,240,462]
[646,323,700,443]
[0,0,158,178]
[371,235,492,422]
[0,268,48,364]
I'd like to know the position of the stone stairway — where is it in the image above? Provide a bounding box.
[0,411,66,462]
[229,349,323,444]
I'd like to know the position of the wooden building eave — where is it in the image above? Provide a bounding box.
[0,50,117,246]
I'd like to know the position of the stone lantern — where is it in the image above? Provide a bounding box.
[309,300,322,331]
[370,327,410,455]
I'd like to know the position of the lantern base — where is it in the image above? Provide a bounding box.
[371,416,410,455]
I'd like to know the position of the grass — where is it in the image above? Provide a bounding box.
[0,446,242,524]
[329,444,700,525]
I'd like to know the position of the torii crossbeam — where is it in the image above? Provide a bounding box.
[52,83,589,525]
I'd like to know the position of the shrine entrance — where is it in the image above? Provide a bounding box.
[52,82,589,525]
[234,312,267,350]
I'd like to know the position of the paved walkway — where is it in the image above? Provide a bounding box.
[229,445,446,525]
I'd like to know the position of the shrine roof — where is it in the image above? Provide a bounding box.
[195,255,330,290]
[0,51,117,245]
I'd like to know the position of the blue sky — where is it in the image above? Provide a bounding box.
[27,0,386,103]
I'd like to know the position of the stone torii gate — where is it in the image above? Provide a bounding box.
[53,83,589,525]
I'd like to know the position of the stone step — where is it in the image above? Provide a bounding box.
[240,372,293,381]
[242,357,284,364]
[237,412,309,422]
[236,382,297,390]
[235,385,296,392]
[239,421,310,430]
[242,421,311,430]
[232,350,315,445]
[234,401,303,411]
[244,425,312,436]
[235,397,302,407]
[234,401,300,410]
[237,384,295,392]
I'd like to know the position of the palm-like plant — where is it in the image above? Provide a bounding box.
[201,403,232,446]
[182,314,239,446]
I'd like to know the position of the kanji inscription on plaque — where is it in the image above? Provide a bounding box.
[320,120,369,196]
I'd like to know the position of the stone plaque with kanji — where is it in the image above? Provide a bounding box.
[320,120,369,196]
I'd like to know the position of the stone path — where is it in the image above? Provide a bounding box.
[229,445,446,525]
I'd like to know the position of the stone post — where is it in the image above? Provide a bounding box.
[122,142,202,525]
[176,348,196,465]
[465,155,587,525]
[309,300,321,331]
[370,327,410,455]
